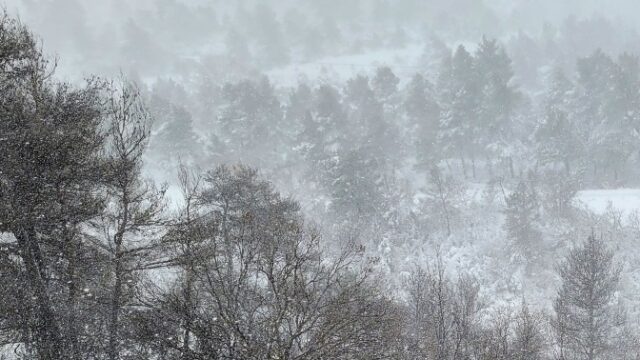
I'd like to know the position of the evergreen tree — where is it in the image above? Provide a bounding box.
[324,149,385,224]
[149,103,201,165]
[600,53,640,183]
[535,107,580,174]
[475,37,519,176]
[544,66,573,112]
[405,74,440,168]
[573,50,616,183]
[0,16,107,359]
[372,66,400,104]
[553,235,623,360]
[504,181,541,257]
[437,45,480,177]
[280,82,314,170]
[344,74,382,146]
[217,76,283,165]
[297,84,347,169]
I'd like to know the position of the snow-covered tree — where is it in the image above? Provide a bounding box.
[475,37,520,176]
[217,76,284,165]
[372,66,400,104]
[149,103,201,165]
[553,235,623,360]
[0,16,109,359]
[297,84,348,169]
[504,181,541,256]
[405,74,441,168]
[512,302,546,360]
[535,107,581,174]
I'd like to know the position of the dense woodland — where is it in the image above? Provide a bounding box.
[3,2,640,360]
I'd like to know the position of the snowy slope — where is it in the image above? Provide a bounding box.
[266,45,426,87]
[577,189,640,216]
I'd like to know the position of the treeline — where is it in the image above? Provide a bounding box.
[145,35,640,262]
[152,36,640,189]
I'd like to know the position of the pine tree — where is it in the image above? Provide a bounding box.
[599,53,640,183]
[297,84,347,171]
[372,66,400,104]
[324,149,385,224]
[0,16,107,359]
[475,37,519,176]
[573,50,616,183]
[149,103,201,165]
[437,45,480,177]
[405,74,440,168]
[217,76,283,165]
[504,181,541,256]
[535,107,580,174]
[553,235,623,360]
[544,66,573,112]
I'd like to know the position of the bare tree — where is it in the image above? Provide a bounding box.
[404,258,482,360]
[143,164,209,360]
[425,166,466,237]
[512,302,545,360]
[97,80,166,360]
[142,165,402,359]
[451,274,482,359]
[474,307,513,360]
[404,265,432,359]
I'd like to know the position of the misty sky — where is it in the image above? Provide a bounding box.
[3,0,640,84]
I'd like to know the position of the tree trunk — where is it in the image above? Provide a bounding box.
[182,257,194,359]
[460,154,468,179]
[471,155,477,180]
[14,227,65,360]
[508,156,515,178]
[563,157,571,175]
[108,240,124,360]
[486,155,494,178]
[64,232,82,360]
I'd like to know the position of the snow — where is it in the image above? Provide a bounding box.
[266,44,426,88]
[577,189,640,216]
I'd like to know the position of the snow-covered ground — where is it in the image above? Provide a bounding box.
[577,189,640,216]
[266,40,479,88]
[266,44,426,88]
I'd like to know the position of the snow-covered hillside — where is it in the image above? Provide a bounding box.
[578,189,640,216]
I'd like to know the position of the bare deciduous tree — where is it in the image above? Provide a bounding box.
[97,80,166,360]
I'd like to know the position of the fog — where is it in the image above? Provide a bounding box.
[3,1,640,359]
[5,0,640,81]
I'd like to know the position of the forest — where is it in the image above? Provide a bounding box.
[3,1,640,359]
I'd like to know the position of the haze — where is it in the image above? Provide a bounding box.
[2,1,640,359]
